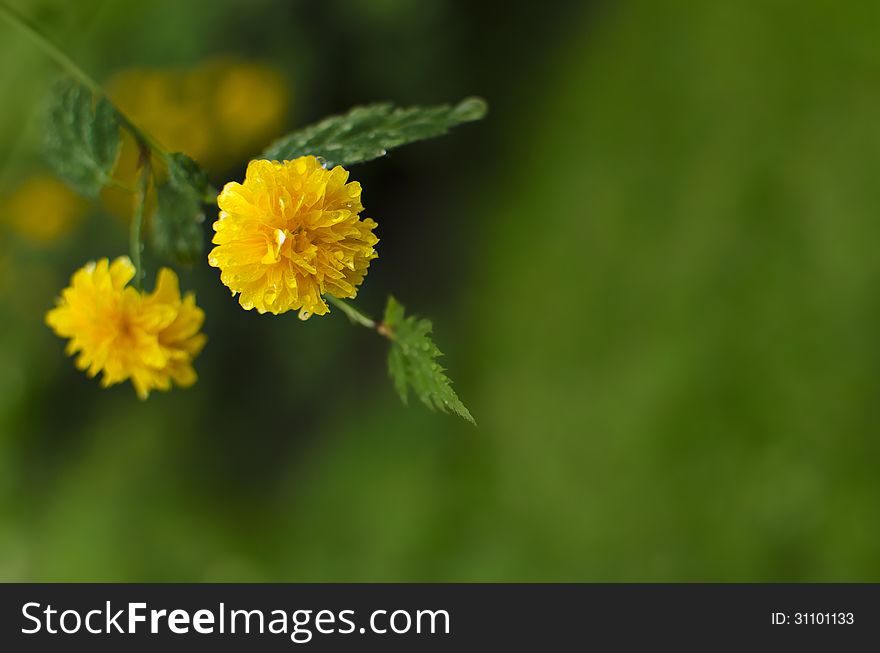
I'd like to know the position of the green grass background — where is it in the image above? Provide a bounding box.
[1,0,879,580]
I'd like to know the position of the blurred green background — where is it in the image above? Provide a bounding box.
[1,0,879,581]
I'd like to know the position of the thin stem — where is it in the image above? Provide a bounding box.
[130,158,151,290]
[326,296,377,329]
[117,113,169,162]
[0,1,170,161]
[0,1,103,94]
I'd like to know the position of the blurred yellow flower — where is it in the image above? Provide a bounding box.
[209,157,378,318]
[102,58,289,222]
[213,61,289,157]
[2,175,87,243]
[109,68,213,165]
[107,58,289,172]
[45,257,206,399]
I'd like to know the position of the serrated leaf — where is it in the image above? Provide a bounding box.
[383,296,475,424]
[151,153,207,264]
[165,151,209,195]
[44,80,121,198]
[261,97,488,168]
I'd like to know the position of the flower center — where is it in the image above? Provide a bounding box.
[262,227,290,264]
[262,225,306,264]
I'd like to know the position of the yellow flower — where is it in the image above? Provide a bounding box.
[45,257,207,399]
[209,157,379,318]
[2,175,86,243]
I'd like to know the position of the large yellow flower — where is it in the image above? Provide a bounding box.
[209,157,379,317]
[45,257,206,399]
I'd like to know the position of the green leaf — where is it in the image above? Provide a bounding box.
[383,296,475,424]
[165,151,210,194]
[261,97,488,167]
[44,80,121,198]
[152,153,207,264]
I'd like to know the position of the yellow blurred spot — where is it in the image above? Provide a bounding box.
[101,57,290,222]
[107,57,290,173]
[1,175,87,244]
[213,62,288,156]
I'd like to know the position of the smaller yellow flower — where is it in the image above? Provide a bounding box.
[2,175,86,243]
[209,157,378,317]
[46,257,206,399]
